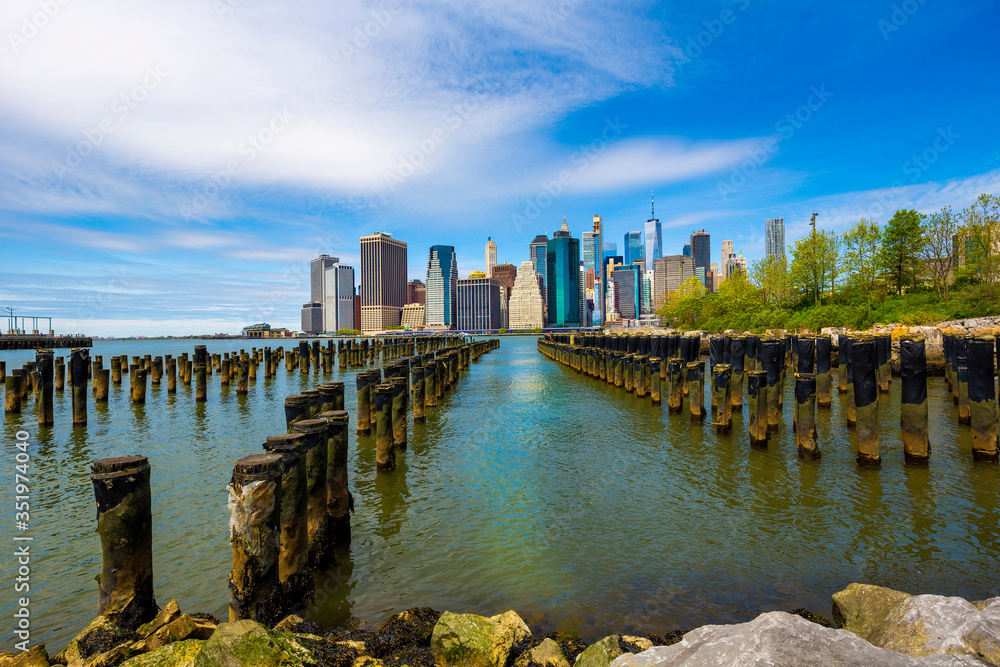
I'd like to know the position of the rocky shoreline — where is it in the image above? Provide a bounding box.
[5,583,998,667]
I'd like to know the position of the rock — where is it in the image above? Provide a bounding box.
[514,638,570,667]
[145,615,217,650]
[833,583,1000,663]
[619,637,653,653]
[573,636,622,667]
[610,612,981,666]
[137,601,183,639]
[55,616,140,667]
[0,645,51,666]
[352,657,384,667]
[273,615,307,632]
[192,620,316,667]
[119,640,205,667]
[431,611,531,667]
[376,607,441,653]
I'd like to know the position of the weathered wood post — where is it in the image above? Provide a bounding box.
[71,348,89,426]
[292,419,330,566]
[110,356,121,386]
[227,453,282,624]
[761,339,781,434]
[424,361,438,409]
[194,345,207,402]
[316,410,351,546]
[688,361,706,422]
[355,373,373,434]
[35,350,54,426]
[374,384,395,471]
[236,356,249,395]
[390,376,408,449]
[55,357,65,392]
[795,373,820,459]
[412,366,426,421]
[730,336,745,412]
[852,338,880,467]
[968,335,998,462]
[131,365,147,404]
[712,364,732,433]
[955,336,971,426]
[748,370,769,448]
[667,359,682,413]
[650,358,661,405]
[877,335,891,393]
[284,394,311,433]
[262,434,310,602]
[166,358,177,394]
[4,371,21,414]
[900,335,929,463]
[151,357,163,386]
[90,455,157,630]
[815,334,832,407]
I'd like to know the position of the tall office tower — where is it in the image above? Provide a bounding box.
[579,266,589,327]
[690,230,710,272]
[642,269,653,315]
[406,279,426,304]
[766,218,785,259]
[728,250,747,278]
[301,302,323,333]
[491,263,517,329]
[530,234,549,305]
[721,240,735,273]
[546,219,581,328]
[710,262,721,292]
[360,233,407,333]
[303,254,353,333]
[457,277,501,330]
[624,230,644,266]
[610,264,641,321]
[425,245,458,330]
[582,231,598,274]
[683,243,691,257]
[508,261,545,329]
[644,193,662,265]
[654,254,696,302]
[592,214,603,326]
[485,237,497,278]
[602,241,618,263]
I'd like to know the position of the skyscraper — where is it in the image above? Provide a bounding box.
[690,230,710,271]
[530,234,549,305]
[644,193,662,265]
[766,218,786,259]
[610,264,641,320]
[582,231,598,275]
[485,237,497,277]
[426,245,458,330]
[546,219,581,328]
[682,243,691,257]
[624,230,644,266]
[360,233,407,333]
[602,241,618,265]
[406,279,426,304]
[653,254,695,305]
[302,254,353,333]
[721,240,734,272]
[508,261,544,329]
[592,214,603,326]
[457,277,501,330]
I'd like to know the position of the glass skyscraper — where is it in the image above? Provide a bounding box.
[644,195,662,265]
[582,231,598,274]
[690,230,710,271]
[426,245,458,330]
[530,234,549,303]
[624,231,644,266]
[766,218,785,259]
[546,220,581,328]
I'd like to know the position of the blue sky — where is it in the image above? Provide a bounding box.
[1,0,998,335]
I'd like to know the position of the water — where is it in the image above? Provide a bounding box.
[1,336,997,652]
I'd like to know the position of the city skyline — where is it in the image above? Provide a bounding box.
[4,1,998,335]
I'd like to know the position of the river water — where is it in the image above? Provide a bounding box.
[1,336,997,652]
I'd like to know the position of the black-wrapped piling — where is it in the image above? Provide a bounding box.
[955,336,971,426]
[91,455,157,630]
[688,361,706,422]
[35,350,54,426]
[748,370,768,448]
[71,348,89,425]
[968,335,998,462]
[852,338,880,466]
[900,335,929,463]
[795,373,820,459]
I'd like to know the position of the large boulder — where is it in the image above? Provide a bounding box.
[833,583,1000,663]
[0,645,50,666]
[119,640,205,667]
[54,615,140,666]
[193,620,316,667]
[609,612,981,666]
[431,611,531,667]
[514,639,570,667]
[573,636,622,667]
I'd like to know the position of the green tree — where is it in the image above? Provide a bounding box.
[922,206,958,299]
[749,253,791,307]
[958,193,1000,303]
[789,228,842,306]
[879,209,926,295]
[657,277,707,328]
[843,218,883,318]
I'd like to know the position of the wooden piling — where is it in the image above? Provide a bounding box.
[35,350,54,426]
[900,335,929,463]
[390,377,408,449]
[968,335,998,462]
[852,338,880,467]
[292,419,330,566]
[71,348,88,425]
[374,384,395,471]
[687,361,706,422]
[284,394,311,433]
[316,410,351,546]
[795,373,820,459]
[4,371,21,414]
[748,370,768,448]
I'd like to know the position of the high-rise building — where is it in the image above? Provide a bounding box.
[457,277,501,331]
[301,254,354,333]
[546,219,581,328]
[579,266,590,327]
[508,261,545,329]
[653,254,695,305]
[721,240,734,274]
[592,214,603,326]
[485,237,497,278]
[360,233,407,333]
[406,279,426,305]
[766,218,785,259]
[491,263,517,329]
[401,303,425,330]
[624,230,644,266]
[602,241,618,264]
[710,262,720,292]
[691,230,710,271]
[610,264,641,320]
[642,269,653,315]
[644,193,662,265]
[425,245,458,330]
[695,266,707,290]
[582,231,598,275]
[682,243,691,257]
[728,250,748,278]
[530,234,549,305]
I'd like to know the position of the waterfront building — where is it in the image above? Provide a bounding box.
[491,263,517,329]
[644,194,662,265]
[530,234,549,305]
[582,231,598,276]
[300,302,323,333]
[610,264,641,321]
[624,230,644,266]
[682,243,691,257]
[508,261,544,329]
[457,277,501,330]
[401,303,425,330]
[766,218,785,259]
[546,219,581,328]
[711,262,721,292]
[602,241,618,265]
[301,255,355,333]
[485,237,497,278]
[691,230,710,272]
[642,269,653,315]
[653,254,695,304]
[360,232,407,333]
[592,214,604,326]
[406,279,426,305]
[728,250,748,278]
[426,245,458,330]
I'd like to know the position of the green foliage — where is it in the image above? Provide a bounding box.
[879,208,926,295]
[843,217,883,318]
[336,329,361,335]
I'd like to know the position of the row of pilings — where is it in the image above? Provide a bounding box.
[79,337,500,635]
[2,335,461,426]
[539,330,999,465]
